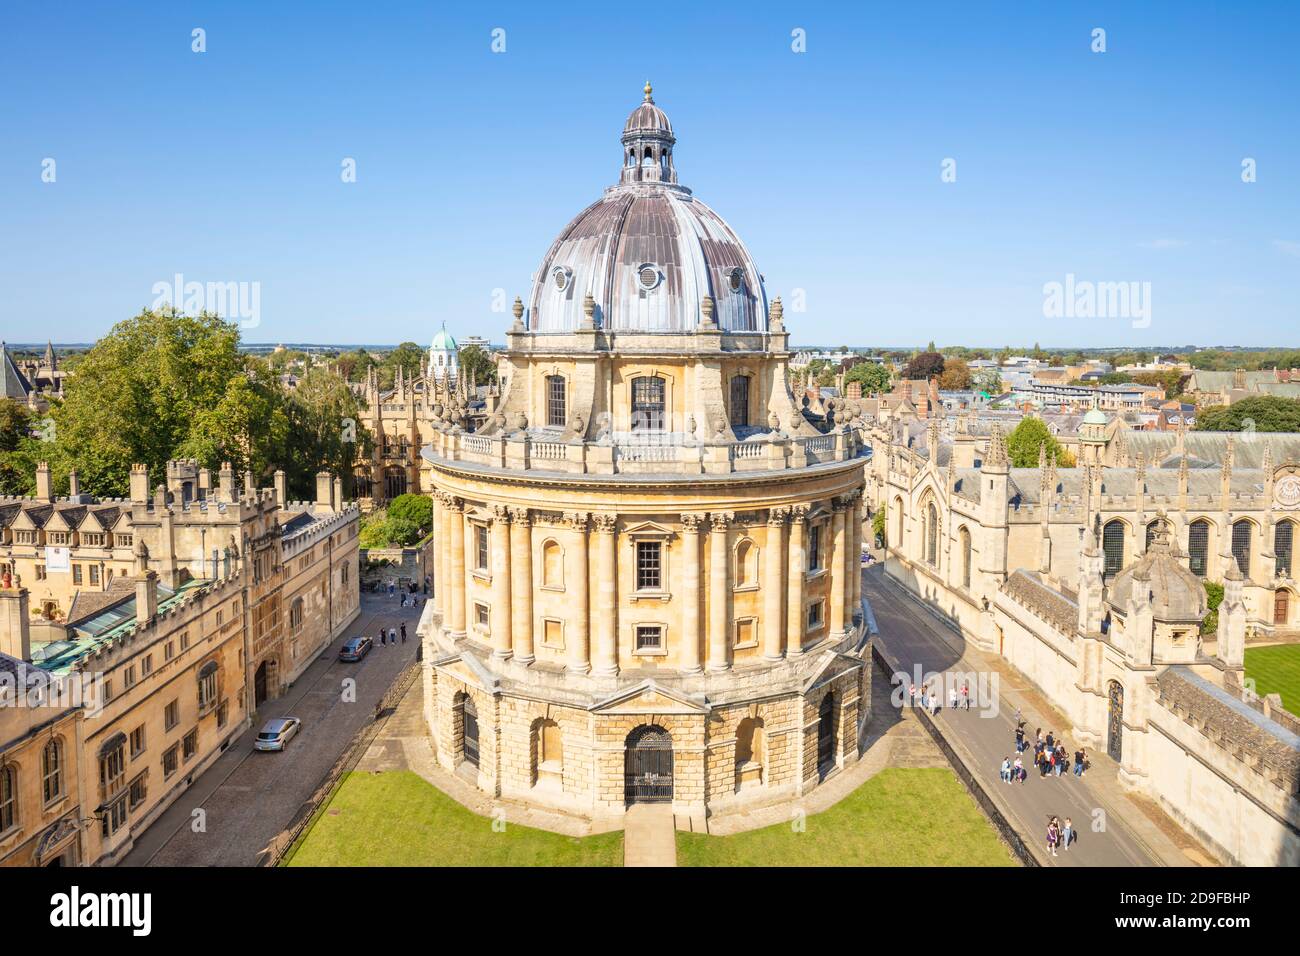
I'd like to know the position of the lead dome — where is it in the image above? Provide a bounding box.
[527,85,767,334]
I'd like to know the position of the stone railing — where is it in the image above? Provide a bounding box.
[422,427,870,478]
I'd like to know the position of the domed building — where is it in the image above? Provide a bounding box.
[417,85,873,822]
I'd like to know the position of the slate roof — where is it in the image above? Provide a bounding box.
[0,343,32,400]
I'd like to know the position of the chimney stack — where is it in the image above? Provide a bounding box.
[316,472,332,509]
[243,470,255,500]
[218,462,235,503]
[333,477,343,512]
[198,467,211,500]
[0,584,32,663]
[68,469,80,498]
[35,462,52,502]
[274,470,287,508]
[130,464,150,504]
[136,570,158,627]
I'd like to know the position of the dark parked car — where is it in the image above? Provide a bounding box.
[339,636,373,662]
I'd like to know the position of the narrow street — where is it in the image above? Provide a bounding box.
[120,592,422,867]
[864,564,1164,866]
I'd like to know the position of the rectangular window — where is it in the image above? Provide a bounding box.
[183,729,198,761]
[636,541,662,590]
[164,641,175,662]
[164,699,179,731]
[542,619,564,649]
[72,564,83,585]
[36,564,47,580]
[100,794,128,838]
[141,654,152,677]
[807,600,824,629]
[631,376,666,430]
[179,631,190,651]
[547,375,567,428]
[100,745,125,797]
[162,745,178,778]
[128,772,148,810]
[475,603,489,630]
[635,625,663,651]
[123,665,136,689]
[1277,521,1294,578]
[808,524,823,572]
[217,700,229,729]
[130,725,146,758]
[89,564,101,585]
[476,525,489,571]
[729,375,750,428]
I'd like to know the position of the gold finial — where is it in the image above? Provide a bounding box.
[644,80,653,101]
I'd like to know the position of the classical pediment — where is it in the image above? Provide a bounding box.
[591,680,708,715]
[434,653,500,694]
[802,651,864,695]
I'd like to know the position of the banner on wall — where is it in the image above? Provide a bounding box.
[44,546,70,572]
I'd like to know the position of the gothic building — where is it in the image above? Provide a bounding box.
[870,409,1300,866]
[416,86,873,821]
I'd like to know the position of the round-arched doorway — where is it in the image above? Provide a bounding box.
[624,725,673,805]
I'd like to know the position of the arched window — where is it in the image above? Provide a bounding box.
[631,376,666,430]
[1188,519,1210,576]
[735,717,766,789]
[1145,520,1160,550]
[1232,520,1252,577]
[198,660,219,713]
[532,718,563,787]
[0,765,15,832]
[541,539,564,589]
[1275,520,1293,578]
[729,375,750,428]
[289,597,304,634]
[1103,520,1126,577]
[642,148,654,167]
[959,526,972,589]
[546,375,566,428]
[42,739,64,804]
[925,501,939,567]
[735,539,758,587]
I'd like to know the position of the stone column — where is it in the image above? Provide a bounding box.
[680,513,703,674]
[830,500,847,636]
[787,505,807,656]
[448,497,466,636]
[429,492,442,611]
[566,512,591,674]
[849,493,862,623]
[490,506,512,659]
[509,507,534,664]
[439,494,453,622]
[764,507,788,660]
[707,512,732,672]
[592,513,618,677]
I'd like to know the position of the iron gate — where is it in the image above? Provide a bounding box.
[463,697,480,768]
[624,726,673,804]
[817,694,835,770]
[1106,681,1123,763]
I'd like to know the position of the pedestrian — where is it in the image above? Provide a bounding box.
[388,626,397,645]
[1073,748,1084,777]
[1046,730,1055,750]
[909,683,917,708]
[1062,817,1075,852]
[1015,726,1025,752]
[949,686,958,710]
[1056,744,1068,777]
[400,622,407,643]
[930,687,940,716]
[1047,817,1059,857]
[1013,706,1023,728]
[962,681,971,710]
[1078,748,1088,778]
[1000,757,1011,784]
[1013,755,1025,783]
[378,629,386,646]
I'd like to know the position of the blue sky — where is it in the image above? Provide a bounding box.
[1,1,1297,348]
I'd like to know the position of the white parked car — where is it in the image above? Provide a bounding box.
[254,717,302,752]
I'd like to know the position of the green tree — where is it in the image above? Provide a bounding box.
[1194,396,1300,433]
[1201,581,1224,635]
[0,399,45,496]
[336,348,376,383]
[458,344,498,386]
[1006,417,1074,467]
[387,492,433,535]
[50,308,249,495]
[281,367,372,499]
[938,358,972,390]
[844,361,891,394]
[379,342,425,389]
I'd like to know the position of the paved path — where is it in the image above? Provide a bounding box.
[121,592,423,866]
[864,564,1205,867]
[623,805,677,867]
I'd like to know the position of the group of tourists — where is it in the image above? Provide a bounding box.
[1001,726,1088,784]
[907,681,973,715]
[375,622,407,646]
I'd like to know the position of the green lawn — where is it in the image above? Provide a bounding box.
[677,767,1016,867]
[285,770,623,867]
[1245,643,1300,715]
